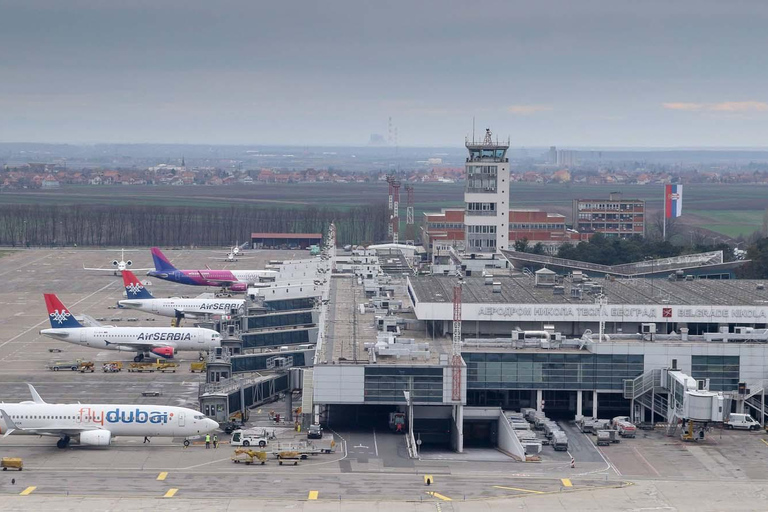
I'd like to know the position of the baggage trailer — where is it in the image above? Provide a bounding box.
[1,458,23,471]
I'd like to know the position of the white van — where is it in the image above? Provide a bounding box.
[724,413,760,431]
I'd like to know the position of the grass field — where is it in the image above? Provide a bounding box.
[1,182,766,233]
[687,209,767,237]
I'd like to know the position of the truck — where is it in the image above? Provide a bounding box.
[389,412,406,434]
[596,430,611,446]
[552,431,569,451]
[616,420,637,438]
[230,430,268,447]
[47,360,91,372]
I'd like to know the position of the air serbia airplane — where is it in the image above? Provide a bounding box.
[147,247,277,292]
[39,294,222,362]
[118,270,245,320]
[0,384,218,448]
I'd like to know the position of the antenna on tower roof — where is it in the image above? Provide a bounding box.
[483,128,493,146]
[472,117,476,144]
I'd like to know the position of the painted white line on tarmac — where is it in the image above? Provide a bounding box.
[0,281,116,350]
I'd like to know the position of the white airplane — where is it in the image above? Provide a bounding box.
[83,248,153,276]
[211,242,254,262]
[0,384,218,449]
[39,294,222,362]
[118,270,245,321]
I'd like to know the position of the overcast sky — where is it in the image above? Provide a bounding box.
[2,0,768,147]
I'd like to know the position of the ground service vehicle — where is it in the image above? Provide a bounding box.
[78,361,95,373]
[102,362,123,372]
[596,430,611,446]
[1,458,23,471]
[190,362,206,373]
[389,412,406,433]
[308,424,323,439]
[230,430,268,447]
[724,413,760,430]
[231,448,268,465]
[47,360,90,371]
[277,451,301,465]
[616,420,637,438]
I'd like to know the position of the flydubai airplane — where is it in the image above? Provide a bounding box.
[118,270,245,320]
[39,294,222,362]
[147,247,277,292]
[0,384,218,448]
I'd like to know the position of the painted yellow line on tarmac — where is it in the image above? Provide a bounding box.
[493,485,545,494]
[308,490,319,500]
[157,472,168,481]
[427,491,452,501]
[163,488,178,498]
[761,438,768,447]
[561,478,573,487]
[20,486,37,496]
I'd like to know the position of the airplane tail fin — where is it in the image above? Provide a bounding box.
[27,383,46,404]
[0,409,18,437]
[150,247,177,272]
[43,294,83,328]
[122,270,154,299]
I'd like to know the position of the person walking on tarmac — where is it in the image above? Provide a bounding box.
[143,436,150,444]
[213,434,218,449]
[205,433,211,449]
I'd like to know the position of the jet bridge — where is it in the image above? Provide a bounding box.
[625,366,729,439]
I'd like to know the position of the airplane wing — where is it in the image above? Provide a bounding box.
[82,265,119,272]
[0,409,100,437]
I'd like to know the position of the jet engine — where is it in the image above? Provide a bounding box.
[151,346,175,359]
[229,282,248,293]
[112,260,119,266]
[126,260,132,267]
[79,429,112,446]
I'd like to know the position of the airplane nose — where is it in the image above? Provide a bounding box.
[208,419,219,431]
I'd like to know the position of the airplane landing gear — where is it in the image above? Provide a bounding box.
[133,353,145,363]
[56,436,71,449]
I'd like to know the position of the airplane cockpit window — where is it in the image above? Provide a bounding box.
[194,415,204,420]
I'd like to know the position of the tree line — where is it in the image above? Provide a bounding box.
[0,203,388,247]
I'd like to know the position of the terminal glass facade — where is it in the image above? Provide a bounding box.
[363,367,443,403]
[691,355,740,391]
[464,352,644,391]
[241,329,311,348]
[246,311,313,330]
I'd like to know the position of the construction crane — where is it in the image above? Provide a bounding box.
[405,184,415,243]
[452,270,464,402]
[386,175,395,240]
[391,178,401,244]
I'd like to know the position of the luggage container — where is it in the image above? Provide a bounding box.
[596,430,611,446]
[522,441,542,455]
[543,421,562,439]
[1,458,22,471]
[552,431,569,451]
[617,420,637,438]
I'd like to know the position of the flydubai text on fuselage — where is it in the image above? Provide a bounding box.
[147,247,277,291]
[118,270,245,319]
[0,384,218,448]
[39,294,221,360]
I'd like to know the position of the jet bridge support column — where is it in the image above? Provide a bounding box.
[592,391,598,417]
[576,391,584,420]
[536,390,543,413]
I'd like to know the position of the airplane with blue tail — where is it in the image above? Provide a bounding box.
[147,247,277,292]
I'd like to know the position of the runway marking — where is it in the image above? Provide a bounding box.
[632,445,661,477]
[20,486,37,496]
[426,491,452,501]
[307,490,318,500]
[163,488,178,498]
[493,485,545,494]
[424,474,434,485]
[0,252,52,277]
[157,472,168,480]
[561,478,573,487]
[0,280,116,351]
[373,428,378,457]
[760,438,768,447]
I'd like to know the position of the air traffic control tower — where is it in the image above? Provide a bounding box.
[464,128,510,254]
